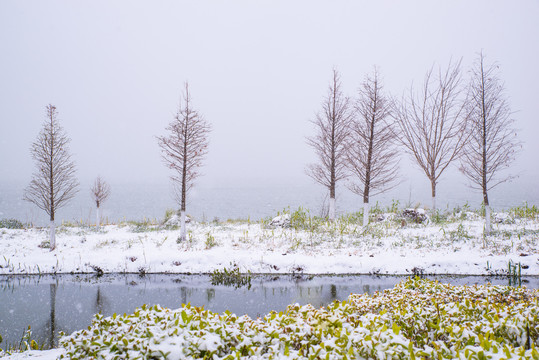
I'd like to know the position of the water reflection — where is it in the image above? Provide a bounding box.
[1,274,537,349]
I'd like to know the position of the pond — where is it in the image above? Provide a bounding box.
[1,274,537,349]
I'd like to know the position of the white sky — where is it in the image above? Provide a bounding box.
[1,0,538,198]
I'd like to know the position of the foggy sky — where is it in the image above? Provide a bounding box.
[1,1,538,199]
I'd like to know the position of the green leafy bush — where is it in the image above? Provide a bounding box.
[60,278,539,359]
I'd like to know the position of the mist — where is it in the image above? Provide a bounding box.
[1,0,538,222]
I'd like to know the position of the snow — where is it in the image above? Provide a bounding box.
[0,211,537,276]
[0,349,63,359]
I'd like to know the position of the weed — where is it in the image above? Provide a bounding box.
[386,199,400,213]
[0,326,42,355]
[205,232,218,249]
[430,210,449,225]
[163,208,176,223]
[510,202,539,219]
[444,223,471,243]
[210,263,251,289]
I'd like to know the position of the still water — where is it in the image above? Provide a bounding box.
[1,274,538,349]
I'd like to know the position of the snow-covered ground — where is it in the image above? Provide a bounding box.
[1,210,537,276]
[1,210,538,359]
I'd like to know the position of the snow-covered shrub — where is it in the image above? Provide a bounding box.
[60,278,539,360]
[0,218,24,229]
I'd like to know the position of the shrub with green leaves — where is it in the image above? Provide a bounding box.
[60,278,539,359]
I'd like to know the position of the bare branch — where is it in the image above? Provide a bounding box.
[459,52,520,207]
[23,105,79,219]
[346,68,400,203]
[394,60,468,209]
[306,68,353,219]
[23,104,79,249]
[157,82,211,213]
[90,176,111,208]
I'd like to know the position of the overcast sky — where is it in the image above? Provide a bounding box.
[1,1,538,198]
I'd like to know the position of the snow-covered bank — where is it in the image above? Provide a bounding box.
[1,209,537,276]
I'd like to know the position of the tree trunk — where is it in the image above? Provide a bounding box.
[96,206,100,229]
[49,220,56,251]
[485,205,491,234]
[430,180,437,211]
[363,202,369,227]
[329,197,336,221]
[180,211,186,242]
[484,192,491,235]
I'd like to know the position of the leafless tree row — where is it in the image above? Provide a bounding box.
[307,53,519,233]
[23,53,517,247]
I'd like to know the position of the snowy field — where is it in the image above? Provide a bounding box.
[1,207,537,277]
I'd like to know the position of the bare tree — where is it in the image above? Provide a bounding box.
[346,69,400,226]
[24,104,79,250]
[306,68,353,221]
[91,176,111,229]
[394,60,468,210]
[460,52,519,234]
[157,82,211,241]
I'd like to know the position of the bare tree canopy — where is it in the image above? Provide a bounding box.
[91,176,111,208]
[91,176,111,228]
[346,68,399,225]
[460,52,520,233]
[394,60,468,210]
[306,68,353,220]
[157,82,211,240]
[24,104,79,250]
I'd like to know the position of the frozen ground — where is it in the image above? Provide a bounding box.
[1,209,537,277]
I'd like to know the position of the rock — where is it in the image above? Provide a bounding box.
[494,212,514,224]
[402,208,429,224]
[164,214,192,227]
[270,214,291,227]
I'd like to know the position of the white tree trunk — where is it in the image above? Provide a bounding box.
[432,196,436,211]
[49,220,56,251]
[180,210,186,241]
[363,202,370,227]
[329,197,336,221]
[485,205,491,234]
[96,206,100,229]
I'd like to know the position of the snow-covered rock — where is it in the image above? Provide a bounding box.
[164,214,192,227]
[494,212,514,224]
[402,208,429,224]
[270,214,290,227]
